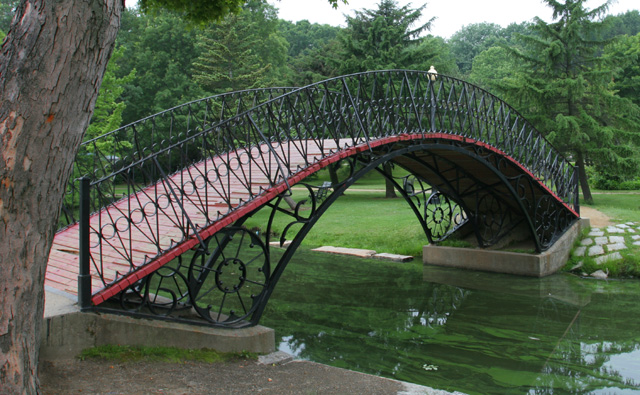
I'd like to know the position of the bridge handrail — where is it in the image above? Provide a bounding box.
[140,69,578,205]
[60,87,298,227]
[124,70,577,193]
[64,70,579,293]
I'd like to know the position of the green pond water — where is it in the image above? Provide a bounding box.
[261,249,640,394]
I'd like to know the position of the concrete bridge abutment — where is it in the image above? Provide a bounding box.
[423,218,590,277]
[40,289,275,361]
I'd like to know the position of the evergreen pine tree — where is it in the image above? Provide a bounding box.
[501,0,640,203]
[192,12,271,94]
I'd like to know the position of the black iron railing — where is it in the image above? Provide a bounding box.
[60,87,298,228]
[57,70,579,323]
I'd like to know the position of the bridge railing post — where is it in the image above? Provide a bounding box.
[78,177,92,309]
[574,167,581,215]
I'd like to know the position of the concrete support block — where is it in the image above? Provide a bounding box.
[40,312,98,360]
[40,312,275,361]
[423,219,585,277]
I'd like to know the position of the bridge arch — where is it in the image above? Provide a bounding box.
[48,70,579,328]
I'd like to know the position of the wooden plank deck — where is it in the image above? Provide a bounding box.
[45,139,343,300]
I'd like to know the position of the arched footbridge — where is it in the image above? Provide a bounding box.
[47,70,579,328]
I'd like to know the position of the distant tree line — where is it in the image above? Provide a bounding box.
[5,0,636,198]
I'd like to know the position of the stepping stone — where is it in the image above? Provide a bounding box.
[632,235,640,241]
[589,231,605,237]
[594,237,609,245]
[616,224,630,229]
[606,243,626,252]
[573,247,586,257]
[312,246,377,258]
[258,351,294,365]
[590,269,609,279]
[625,222,636,226]
[581,238,594,246]
[607,227,625,234]
[595,252,622,265]
[634,241,640,247]
[570,261,583,271]
[588,245,605,256]
[269,240,292,248]
[609,236,625,243]
[373,253,413,262]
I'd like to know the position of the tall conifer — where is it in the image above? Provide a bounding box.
[502,0,640,203]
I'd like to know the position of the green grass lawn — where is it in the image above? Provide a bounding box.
[582,191,640,222]
[247,172,640,273]
[243,167,430,257]
[244,188,427,257]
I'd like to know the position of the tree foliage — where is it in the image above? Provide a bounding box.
[0,0,18,32]
[280,19,340,58]
[601,10,640,38]
[138,0,244,24]
[605,32,640,107]
[193,16,271,93]
[448,22,504,74]
[339,0,435,73]
[279,19,343,85]
[85,47,135,144]
[116,8,205,125]
[468,46,518,88]
[497,0,640,203]
[192,1,287,94]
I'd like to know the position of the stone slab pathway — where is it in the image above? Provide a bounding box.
[573,221,639,279]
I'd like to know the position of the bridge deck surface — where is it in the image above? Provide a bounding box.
[45,140,343,299]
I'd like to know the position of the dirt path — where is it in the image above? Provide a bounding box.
[580,206,613,228]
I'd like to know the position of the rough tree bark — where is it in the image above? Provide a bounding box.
[0,0,123,392]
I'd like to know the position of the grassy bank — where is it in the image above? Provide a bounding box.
[244,168,429,257]
[562,192,640,278]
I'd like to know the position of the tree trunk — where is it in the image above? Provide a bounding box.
[576,151,593,205]
[328,161,345,195]
[383,162,397,198]
[0,1,122,392]
[328,162,340,186]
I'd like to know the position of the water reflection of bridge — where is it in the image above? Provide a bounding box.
[46,70,579,328]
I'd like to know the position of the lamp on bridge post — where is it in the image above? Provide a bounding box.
[428,66,438,131]
[428,65,438,81]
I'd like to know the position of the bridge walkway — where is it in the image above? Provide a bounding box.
[45,139,345,303]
